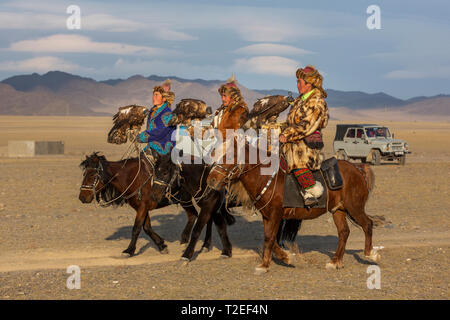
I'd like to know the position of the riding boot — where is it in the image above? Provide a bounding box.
[292,168,323,206]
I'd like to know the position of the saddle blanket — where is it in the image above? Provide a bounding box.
[282,170,328,209]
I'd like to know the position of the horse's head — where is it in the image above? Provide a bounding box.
[206,141,245,191]
[78,152,107,203]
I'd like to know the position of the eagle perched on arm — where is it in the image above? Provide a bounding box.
[107,105,148,144]
[168,99,212,126]
[243,93,295,129]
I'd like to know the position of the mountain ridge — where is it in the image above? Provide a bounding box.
[1,71,449,119]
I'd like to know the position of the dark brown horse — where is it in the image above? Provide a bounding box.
[78,152,234,257]
[206,142,382,274]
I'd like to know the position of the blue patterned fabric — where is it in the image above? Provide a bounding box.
[137,102,176,155]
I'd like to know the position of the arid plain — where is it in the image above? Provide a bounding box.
[0,116,449,299]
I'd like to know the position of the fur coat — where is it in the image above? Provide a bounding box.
[281,89,329,171]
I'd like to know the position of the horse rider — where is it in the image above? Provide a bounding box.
[212,74,249,138]
[279,66,329,206]
[137,80,176,161]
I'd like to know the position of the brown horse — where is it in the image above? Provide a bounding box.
[78,152,234,257]
[206,142,381,274]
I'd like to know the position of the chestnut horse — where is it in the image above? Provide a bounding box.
[79,152,234,257]
[206,142,381,274]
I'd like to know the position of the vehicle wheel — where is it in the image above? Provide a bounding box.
[399,155,406,166]
[371,150,381,166]
[336,150,348,161]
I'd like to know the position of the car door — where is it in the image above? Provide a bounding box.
[353,128,369,157]
[343,128,356,156]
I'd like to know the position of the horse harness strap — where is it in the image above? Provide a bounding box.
[253,168,278,203]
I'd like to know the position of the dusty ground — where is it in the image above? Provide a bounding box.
[0,116,449,299]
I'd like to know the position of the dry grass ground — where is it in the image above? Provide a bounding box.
[0,116,449,299]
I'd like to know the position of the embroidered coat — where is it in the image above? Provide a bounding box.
[281,89,329,171]
[138,102,175,155]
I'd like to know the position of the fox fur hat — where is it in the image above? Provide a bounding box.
[296,65,327,98]
[153,83,175,106]
[218,74,246,107]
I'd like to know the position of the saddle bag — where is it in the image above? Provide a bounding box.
[320,157,343,190]
[304,131,324,149]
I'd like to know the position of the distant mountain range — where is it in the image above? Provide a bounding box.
[1,71,449,120]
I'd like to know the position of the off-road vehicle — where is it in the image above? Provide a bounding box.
[333,124,410,165]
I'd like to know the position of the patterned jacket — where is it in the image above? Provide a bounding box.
[281,89,329,170]
[138,102,176,155]
[212,101,248,138]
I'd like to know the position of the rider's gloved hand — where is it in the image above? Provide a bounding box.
[137,132,147,143]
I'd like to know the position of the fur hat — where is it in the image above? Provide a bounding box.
[296,65,327,98]
[218,74,246,108]
[153,85,175,106]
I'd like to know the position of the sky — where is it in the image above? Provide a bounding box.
[0,0,449,99]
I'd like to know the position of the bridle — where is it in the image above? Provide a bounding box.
[210,162,262,186]
[80,162,105,194]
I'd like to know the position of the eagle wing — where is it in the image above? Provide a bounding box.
[168,99,212,126]
[107,105,148,144]
[245,95,292,129]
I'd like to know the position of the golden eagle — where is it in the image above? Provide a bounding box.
[107,105,148,144]
[244,94,295,129]
[168,99,212,126]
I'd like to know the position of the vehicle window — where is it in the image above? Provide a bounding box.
[356,129,364,139]
[375,127,386,137]
[345,129,355,138]
[365,128,375,137]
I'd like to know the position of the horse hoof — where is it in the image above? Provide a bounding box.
[326,261,343,270]
[160,247,169,254]
[220,254,231,259]
[121,252,132,258]
[254,266,268,275]
[365,249,381,263]
[179,257,190,266]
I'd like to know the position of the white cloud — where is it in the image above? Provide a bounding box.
[0,11,64,29]
[234,43,313,56]
[0,56,82,72]
[0,10,196,40]
[110,58,227,80]
[8,34,172,56]
[233,56,300,77]
[384,67,450,79]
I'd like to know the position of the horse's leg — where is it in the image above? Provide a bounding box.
[255,215,282,274]
[142,213,168,254]
[210,207,232,258]
[200,218,213,252]
[181,197,219,261]
[347,206,379,262]
[181,205,197,245]
[326,209,350,269]
[123,204,148,257]
[272,243,291,265]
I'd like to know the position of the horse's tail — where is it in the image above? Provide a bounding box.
[353,163,375,197]
[277,219,302,248]
[349,163,387,228]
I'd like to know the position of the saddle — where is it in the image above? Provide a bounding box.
[281,156,343,208]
